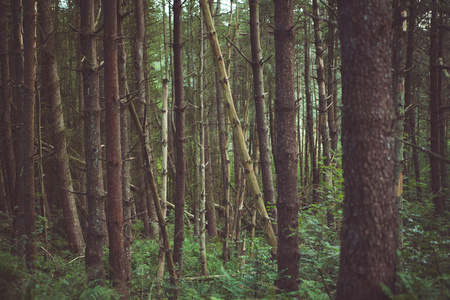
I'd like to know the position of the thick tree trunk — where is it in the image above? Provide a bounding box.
[336,0,397,299]
[22,0,37,268]
[0,0,15,214]
[117,1,132,292]
[38,0,85,256]
[199,0,277,252]
[173,0,186,286]
[103,0,127,295]
[274,0,299,294]
[81,0,107,285]
[249,0,277,234]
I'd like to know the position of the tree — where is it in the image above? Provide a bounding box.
[81,0,107,285]
[37,0,85,256]
[336,0,397,299]
[249,0,277,233]
[22,0,37,267]
[173,0,186,285]
[0,0,15,216]
[103,0,127,294]
[274,0,299,294]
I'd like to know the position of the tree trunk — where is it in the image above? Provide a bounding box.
[81,0,107,285]
[392,0,407,271]
[117,0,132,292]
[249,0,277,234]
[103,0,126,294]
[199,12,208,276]
[404,0,421,196]
[429,0,442,215]
[22,0,37,268]
[336,0,397,299]
[37,0,85,256]
[11,0,24,253]
[173,0,186,286]
[327,0,338,153]
[204,124,218,237]
[199,0,277,252]
[274,0,299,294]
[0,0,15,214]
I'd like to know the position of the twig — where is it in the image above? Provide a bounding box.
[223,34,251,65]
[399,138,450,165]
[318,268,332,300]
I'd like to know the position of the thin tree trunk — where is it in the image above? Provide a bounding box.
[327,0,338,153]
[173,0,186,288]
[204,123,218,237]
[199,12,208,275]
[429,0,442,215]
[104,0,126,294]
[11,0,24,253]
[199,0,277,252]
[117,0,132,292]
[81,0,107,285]
[38,0,85,255]
[22,0,37,268]
[305,20,318,203]
[274,0,299,294]
[336,0,397,298]
[404,0,421,196]
[0,0,15,215]
[392,0,407,271]
[249,0,277,234]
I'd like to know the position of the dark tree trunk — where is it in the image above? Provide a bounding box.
[0,0,15,214]
[22,0,37,268]
[11,0,24,252]
[173,0,186,283]
[274,0,299,294]
[37,0,85,256]
[404,0,421,196]
[249,0,277,234]
[81,0,106,285]
[336,0,397,299]
[429,0,442,215]
[117,0,132,292]
[103,0,126,295]
[327,0,338,153]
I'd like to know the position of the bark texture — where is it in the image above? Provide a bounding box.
[336,1,397,299]
[104,0,126,295]
[173,0,186,283]
[22,0,37,267]
[38,0,85,255]
[274,0,299,294]
[81,0,107,285]
[249,0,277,233]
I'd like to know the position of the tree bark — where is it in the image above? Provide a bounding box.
[117,0,132,292]
[274,0,299,294]
[249,0,277,234]
[199,0,277,252]
[22,0,37,268]
[11,0,24,253]
[429,0,442,215]
[173,0,186,285]
[81,0,107,285]
[336,0,397,299]
[404,0,421,196]
[37,0,85,256]
[0,0,15,215]
[103,0,126,294]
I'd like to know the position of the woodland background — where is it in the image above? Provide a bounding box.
[0,0,449,299]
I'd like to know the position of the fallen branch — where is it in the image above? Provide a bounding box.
[399,138,450,165]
